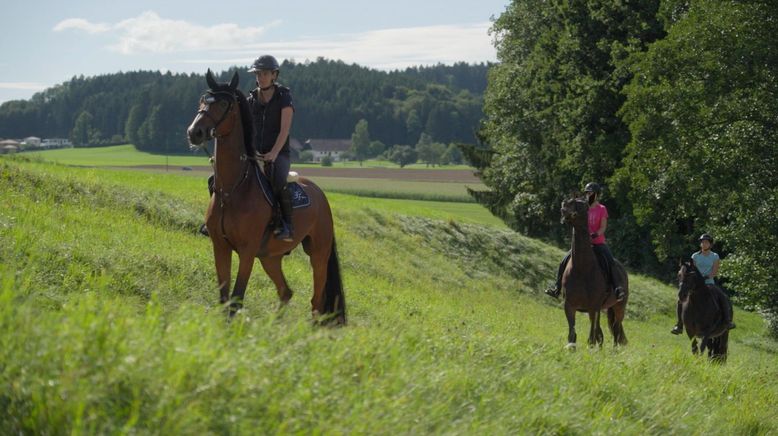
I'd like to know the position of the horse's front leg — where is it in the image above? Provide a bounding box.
[212,241,232,305]
[228,250,257,316]
[564,304,577,349]
[691,338,699,355]
[700,336,710,355]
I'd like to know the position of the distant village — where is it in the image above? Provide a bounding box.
[0,137,72,154]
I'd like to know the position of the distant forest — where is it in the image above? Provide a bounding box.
[0,59,489,153]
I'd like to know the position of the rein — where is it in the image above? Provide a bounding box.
[193,89,259,243]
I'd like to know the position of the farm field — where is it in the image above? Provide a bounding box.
[28,144,486,203]
[26,144,476,171]
[1,154,777,434]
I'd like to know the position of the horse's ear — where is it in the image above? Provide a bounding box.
[229,70,239,90]
[206,69,218,90]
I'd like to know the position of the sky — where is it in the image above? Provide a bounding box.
[0,0,508,104]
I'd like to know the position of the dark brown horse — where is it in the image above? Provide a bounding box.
[560,196,628,348]
[186,70,345,323]
[677,261,731,361]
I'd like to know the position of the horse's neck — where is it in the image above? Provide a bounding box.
[214,131,248,192]
[570,225,595,271]
[689,282,712,302]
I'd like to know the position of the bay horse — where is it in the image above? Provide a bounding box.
[677,261,731,362]
[186,70,345,323]
[559,196,628,348]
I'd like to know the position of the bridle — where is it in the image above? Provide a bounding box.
[192,89,255,241]
[196,91,238,142]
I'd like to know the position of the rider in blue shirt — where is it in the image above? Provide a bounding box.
[671,233,734,334]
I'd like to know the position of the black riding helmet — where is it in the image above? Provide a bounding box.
[584,182,602,194]
[699,233,714,243]
[248,55,280,73]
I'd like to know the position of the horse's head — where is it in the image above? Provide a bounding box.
[187,69,240,146]
[678,260,705,295]
[560,195,588,227]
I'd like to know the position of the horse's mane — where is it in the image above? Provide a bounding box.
[234,89,255,157]
[209,84,255,157]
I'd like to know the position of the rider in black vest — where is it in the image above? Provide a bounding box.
[200,55,295,241]
[247,55,295,241]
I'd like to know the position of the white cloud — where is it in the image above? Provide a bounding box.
[53,18,110,34]
[0,82,48,91]
[178,22,496,70]
[53,11,279,54]
[51,11,495,69]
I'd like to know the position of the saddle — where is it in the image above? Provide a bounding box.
[253,164,310,209]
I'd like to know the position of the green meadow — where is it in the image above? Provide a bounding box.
[26,144,473,170]
[1,154,776,434]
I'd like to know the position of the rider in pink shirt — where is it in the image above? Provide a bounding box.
[545,182,626,301]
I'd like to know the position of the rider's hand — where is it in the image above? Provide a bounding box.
[590,233,598,239]
[260,150,278,162]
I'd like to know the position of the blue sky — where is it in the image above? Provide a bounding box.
[0,0,508,104]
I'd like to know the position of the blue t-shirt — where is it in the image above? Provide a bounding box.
[692,250,720,285]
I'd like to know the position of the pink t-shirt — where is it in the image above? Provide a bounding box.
[588,203,609,245]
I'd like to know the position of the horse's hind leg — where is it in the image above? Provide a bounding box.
[588,311,603,347]
[691,338,699,355]
[608,305,628,346]
[259,256,293,304]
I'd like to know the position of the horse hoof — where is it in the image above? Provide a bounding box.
[565,343,577,351]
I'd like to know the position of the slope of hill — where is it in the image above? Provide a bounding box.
[1,156,776,434]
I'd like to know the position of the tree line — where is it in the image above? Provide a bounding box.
[0,60,488,153]
[472,0,778,335]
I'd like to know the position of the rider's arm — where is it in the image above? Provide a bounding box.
[595,216,607,237]
[268,107,293,158]
[710,258,720,280]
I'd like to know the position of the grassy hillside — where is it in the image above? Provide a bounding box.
[1,156,776,434]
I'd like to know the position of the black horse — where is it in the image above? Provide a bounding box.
[677,261,732,362]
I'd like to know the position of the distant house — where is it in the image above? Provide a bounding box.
[0,139,20,154]
[22,136,41,147]
[41,138,72,149]
[306,139,351,162]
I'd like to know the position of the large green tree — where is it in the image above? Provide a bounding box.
[350,119,371,166]
[617,0,778,333]
[478,0,663,249]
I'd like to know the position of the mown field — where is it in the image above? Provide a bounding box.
[1,154,777,434]
[26,144,474,170]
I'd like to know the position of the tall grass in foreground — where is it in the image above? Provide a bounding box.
[1,158,777,434]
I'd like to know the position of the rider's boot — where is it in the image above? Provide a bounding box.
[544,282,561,299]
[671,301,683,335]
[275,186,294,242]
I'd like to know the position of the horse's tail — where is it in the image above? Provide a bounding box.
[323,237,346,324]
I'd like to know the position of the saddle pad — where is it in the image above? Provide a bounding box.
[254,165,310,209]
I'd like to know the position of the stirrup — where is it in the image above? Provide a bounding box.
[671,325,683,335]
[544,286,560,299]
[614,286,626,302]
[274,222,293,242]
